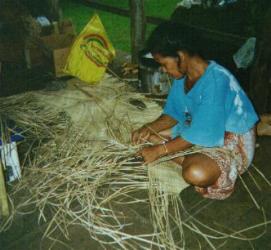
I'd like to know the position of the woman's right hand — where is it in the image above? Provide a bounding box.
[131,126,151,145]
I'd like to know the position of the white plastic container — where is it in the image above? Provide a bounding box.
[0,142,21,182]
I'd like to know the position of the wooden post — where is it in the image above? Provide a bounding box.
[129,0,146,64]
[0,161,9,217]
[46,0,61,21]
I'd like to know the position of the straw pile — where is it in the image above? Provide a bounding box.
[5,132,161,249]
[0,75,164,248]
[35,75,161,143]
[0,74,270,249]
[0,93,70,139]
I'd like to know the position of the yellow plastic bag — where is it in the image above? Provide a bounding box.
[64,14,115,83]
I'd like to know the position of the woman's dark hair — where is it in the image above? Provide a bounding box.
[146,21,205,59]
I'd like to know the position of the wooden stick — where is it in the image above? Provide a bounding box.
[0,161,9,217]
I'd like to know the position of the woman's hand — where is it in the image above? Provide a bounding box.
[137,145,164,164]
[131,115,177,145]
[131,126,151,145]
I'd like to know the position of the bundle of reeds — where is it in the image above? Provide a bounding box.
[2,130,163,249]
[0,76,164,248]
[0,93,71,141]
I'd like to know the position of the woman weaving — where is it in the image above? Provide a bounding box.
[132,21,258,200]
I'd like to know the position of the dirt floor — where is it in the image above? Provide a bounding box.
[0,52,271,250]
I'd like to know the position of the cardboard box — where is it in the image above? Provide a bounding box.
[41,33,75,77]
[41,20,76,77]
[40,19,75,37]
[53,47,71,77]
[0,20,76,76]
[31,20,76,76]
[58,19,76,36]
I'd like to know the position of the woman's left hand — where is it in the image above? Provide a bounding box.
[137,145,163,164]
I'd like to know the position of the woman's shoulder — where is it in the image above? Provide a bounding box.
[208,61,241,90]
[208,61,235,80]
[208,61,230,76]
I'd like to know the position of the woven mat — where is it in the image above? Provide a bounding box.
[148,161,190,195]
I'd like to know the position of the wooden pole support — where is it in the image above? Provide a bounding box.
[0,161,9,217]
[129,0,146,64]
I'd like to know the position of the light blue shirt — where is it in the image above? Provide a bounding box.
[163,61,258,147]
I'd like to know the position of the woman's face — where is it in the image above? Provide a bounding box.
[153,53,186,79]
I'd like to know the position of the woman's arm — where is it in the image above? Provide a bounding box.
[144,114,178,133]
[131,114,177,144]
[138,136,193,164]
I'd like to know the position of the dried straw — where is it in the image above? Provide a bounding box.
[0,77,162,248]
[0,93,71,137]
[3,129,163,249]
[0,74,270,249]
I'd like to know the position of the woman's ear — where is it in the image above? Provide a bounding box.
[176,51,185,68]
[177,51,185,63]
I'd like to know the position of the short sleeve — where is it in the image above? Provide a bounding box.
[181,72,228,147]
[163,80,184,122]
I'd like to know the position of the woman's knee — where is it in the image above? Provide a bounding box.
[182,163,220,188]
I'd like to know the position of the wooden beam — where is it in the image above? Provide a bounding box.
[82,0,247,45]
[83,0,130,17]
[82,0,165,25]
[129,0,146,64]
[0,161,9,217]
